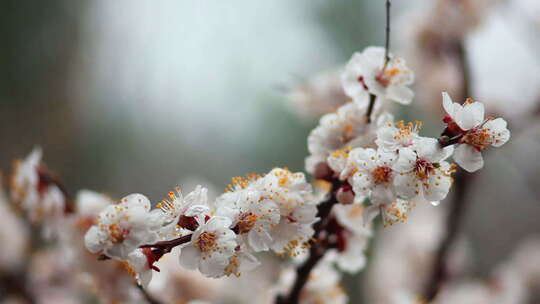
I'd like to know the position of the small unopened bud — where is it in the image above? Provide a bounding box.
[336,186,355,205]
[438,135,450,146]
[313,162,332,180]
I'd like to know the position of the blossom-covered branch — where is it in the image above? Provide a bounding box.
[3,1,516,303]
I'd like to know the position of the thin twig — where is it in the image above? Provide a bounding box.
[139,234,192,250]
[365,94,377,123]
[382,0,392,71]
[367,0,391,123]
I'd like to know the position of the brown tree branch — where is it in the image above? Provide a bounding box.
[423,38,472,301]
[139,234,192,250]
[423,170,474,301]
[275,180,340,304]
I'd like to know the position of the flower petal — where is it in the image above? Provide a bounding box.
[179,246,200,270]
[455,102,484,130]
[442,92,454,116]
[394,172,420,199]
[453,144,484,172]
[352,172,373,196]
[484,118,510,147]
[248,230,272,252]
[423,168,452,201]
[84,226,104,254]
[393,147,416,173]
[387,85,414,105]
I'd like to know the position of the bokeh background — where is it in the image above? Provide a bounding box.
[1,0,539,302]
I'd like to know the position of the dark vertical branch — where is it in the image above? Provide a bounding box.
[423,37,473,301]
[276,180,340,304]
[423,171,474,301]
[0,272,35,303]
[455,40,470,101]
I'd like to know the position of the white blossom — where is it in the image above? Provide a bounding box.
[324,203,372,273]
[223,243,261,277]
[0,179,29,271]
[349,148,398,204]
[342,46,414,105]
[75,190,112,217]
[10,148,66,234]
[364,198,415,228]
[179,216,237,278]
[393,138,455,202]
[221,168,318,256]
[333,203,372,235]
[125,248,154,288]
[442,92,511,172]
[84,193,161,259]
[306,100,392,174]
[216,189,280,252]
[376,120,422,153]
[156,185,210,239]
[260,168,318,256]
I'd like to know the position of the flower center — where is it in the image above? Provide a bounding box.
[224,255,241,277]
[286,211,299,223]
[236,212,259,234]
[394,120,421,146]
[414,158,434,181]
[108,223,129,243]
[382,200,411,227]
[376,68,398,87]
[461,128,493,151]
[372,166,392,184]
[225,174,262,192]
[341,124,355,143]
[195,232,218,252]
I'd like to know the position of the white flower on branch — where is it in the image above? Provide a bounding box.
[125,248,154,288]
[10,148,66,236]
[442,92,511,172]
[221,168,318,256]
[376,120,422,154]
[342,46,415,105]
[216,189,280,252]
[84,193,161,259]
[306,100,392,175]
[75,190,112,217]
[179,216,237,278]
[260,168,318,256]
[156,185,210,239]
[223,243,261,278]
[349,148,398,205]
[365,198,415,228]
[394,138,455,202]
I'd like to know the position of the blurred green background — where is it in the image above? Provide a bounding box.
[0,0,384,200]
